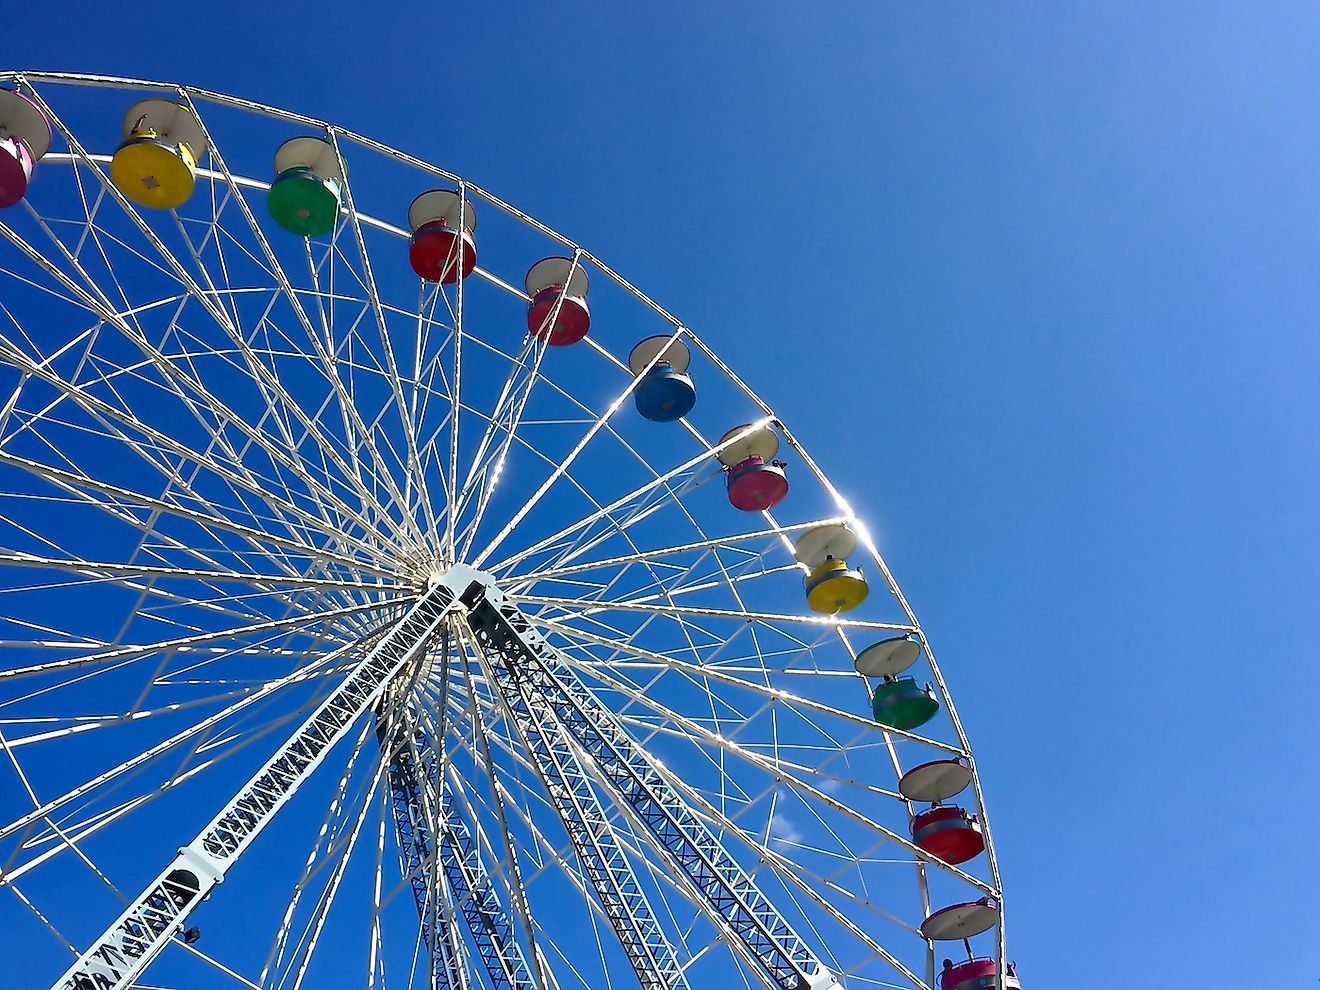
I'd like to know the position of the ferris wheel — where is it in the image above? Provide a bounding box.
[0,72,1018,990]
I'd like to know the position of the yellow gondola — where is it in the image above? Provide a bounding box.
[110,99,207,210]
[794,523,870,615]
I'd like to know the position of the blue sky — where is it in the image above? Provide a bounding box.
[5,3,1319,987]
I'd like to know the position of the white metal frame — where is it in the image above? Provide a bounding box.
[0,70,1007,990]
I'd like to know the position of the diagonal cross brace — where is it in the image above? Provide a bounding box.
[466,617,689,990]
[381,716,473,990]
[382,704,539,990]
[466,585,840,990]
[51,581,460,990]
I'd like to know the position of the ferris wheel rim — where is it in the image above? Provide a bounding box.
[0,70,1007,990]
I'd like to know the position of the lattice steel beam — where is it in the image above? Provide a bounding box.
[51,579,461,990]
[381,711,472,990]
[465,583,838,990]
[463,620,689,990]
[437,784,540,990]
[382,693,539,990]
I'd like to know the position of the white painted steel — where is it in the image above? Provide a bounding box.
[0,70,1009,990]
[627,335,691,376]
[792,523,859,567]
[899,759,974,804]
[715,422,779,467]
[410,188,475,231]
[273,135,343,181]
[854,635,923,678]
[51,582,461,990]
[525,256,589,299]
[919,900,999,942]
[119,97,208,155]
[0,87,52,159]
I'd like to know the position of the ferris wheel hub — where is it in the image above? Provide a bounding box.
[0,73,1011,990]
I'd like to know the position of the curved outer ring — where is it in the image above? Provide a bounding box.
[0,67,1009,985]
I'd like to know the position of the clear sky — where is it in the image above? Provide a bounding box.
[6,3,1319,987]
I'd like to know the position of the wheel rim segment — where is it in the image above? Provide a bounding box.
[0,70,1008,990]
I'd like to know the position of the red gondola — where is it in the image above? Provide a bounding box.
[408,189,476,284]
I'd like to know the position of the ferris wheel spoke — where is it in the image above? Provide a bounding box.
[531,541,760,676]
[522,343,805,630]
[394,699,544,990]
[165,340,414,564]
[2,753,267,990]
[295,243,433,553]
[148,563,376,638]
[531,671,993,950]
[0,724,127,898]
[0,240,413,566]
[482,784,656,990]
[616,714,894,817]
[45,584,458,990]
[430,764,534,967]
[3,649,362,895]
[409,297,456,564]
[7,880,81,961]
[0,549,400,594]
[460,613,690,990]
[497,519,843,590]
[316,291,442,558]
[494,472,765,659]
[601,768,931,990]
[259,715,381,988]
[379,696,471,990]
[180,293,425,559]
[485,720,755,986]
[444,396,618,573]
[170,943,265,990]
[454,251,589,563]
[443,624,561,990]
[464,587,841,990]
[469,328,693,572]
[548,654,978,887]
[0,593,389,685]
[0,447,399,580]
[592,560,803,614]
[516,594,911,635]
[432,323,669,557]
[528,617,960,758]
[322,131,442,566]
[529,478,704,582]
[7,393,374,586]
[0,634,372,858]
[0,633,356,736]
[434,188,465,563]
[452,333,535,512]
[148,308,345,546]
[1,665,347,749]
[0,563,382,634]
[280,750,391,990]
[518,657,951,988]
[473,745,696,968]
[0,361,394,575]
[20,135,359,518]
[453,337,549,562]
[481,418,772,576]
[411,315,459,494]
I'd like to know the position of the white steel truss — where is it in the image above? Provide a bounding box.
[465,578,839,990]
[52,579,459,990]
[0,70,1008,990]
